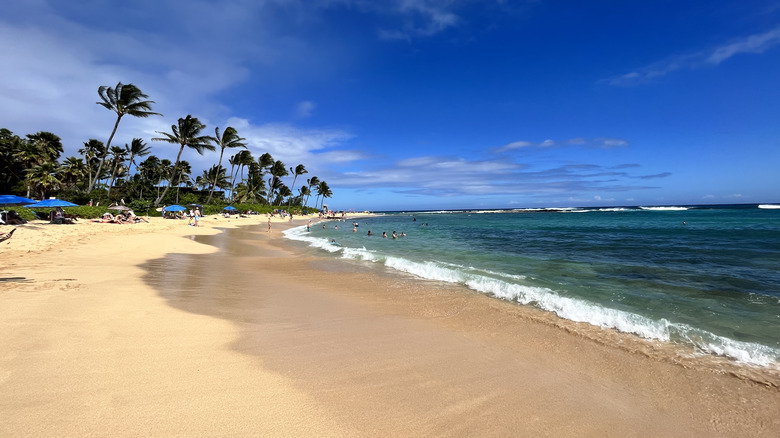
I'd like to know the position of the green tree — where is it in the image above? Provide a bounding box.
[286,164,308,209]
[125,138,151,176]
[92,82,161,193]
[106,145,128,199]
[173,161,192,204]
[315,180,332,209]
[305,176,320,208]
[79,139,106,194]
[26,131,63,163]
[266,160,288,206]
[207,126,246,203]
[228,150,254,200]
[59,156,88,192]
[0,129,27,194]
[151,115,214,206]
[26,162,62,199]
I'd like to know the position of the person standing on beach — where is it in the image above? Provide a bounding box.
[307,220,311,232]
[193,208,201,227]
[267,216,272,232]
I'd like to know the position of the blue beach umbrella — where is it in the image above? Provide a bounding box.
[24,198,78,208]
[163,205,187,212]
[0,195,36,206]
[223,206,237,211]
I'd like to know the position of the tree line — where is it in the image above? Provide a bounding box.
[0,83,333,210]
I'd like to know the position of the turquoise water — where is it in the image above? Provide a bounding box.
[285,205,780,368]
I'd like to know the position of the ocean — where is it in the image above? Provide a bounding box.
[284,204,780,371]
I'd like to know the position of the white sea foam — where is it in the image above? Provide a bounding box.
[595,207,634,212]
[284,227,780,368]
[639,206,689,211]
[758,204,780,209]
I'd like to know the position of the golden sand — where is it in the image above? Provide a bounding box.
[1,214,778,437]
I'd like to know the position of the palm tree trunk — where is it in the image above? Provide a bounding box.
[154,146,184,206]
[207,150,225,204]
[89,115,122,193]
[287,175,298,210]
[106,165,118,199]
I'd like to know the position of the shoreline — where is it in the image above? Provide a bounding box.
[1,216,779,436]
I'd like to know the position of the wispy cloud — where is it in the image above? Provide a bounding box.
[334,154,661,199]
[376,0,461,41]
[295,101,316,118]
[608,26,780,86]
[495,137,628,152]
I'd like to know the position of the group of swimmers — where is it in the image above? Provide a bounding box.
[366,230,405,239]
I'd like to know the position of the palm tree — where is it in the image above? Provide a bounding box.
[0,129,25,193]
[26,132,63,163]
[151,115,215,206]
[258,153,274,176]
[232,150,254,197]
[91,82,161,193]
[13,142,44,198]
[106,146,128,199]
[306,176,320,208]
[173,161,192,204]
[59,157,87,191]
[266,160,288,206]
[201,164,228,196]
[316,180,332,210]
[26,162,62,199]
[125,138,151,176]
[299,185,310,208]
[17,132,63,197]
[286,164,308,209]
[206,126,246,203]
[138,155,162,199]
[275,185,292,206]
[79,139,106,192]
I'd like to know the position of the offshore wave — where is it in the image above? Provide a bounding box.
[758,204,780,209]
[284,226,780,369]
[639,206,689,211]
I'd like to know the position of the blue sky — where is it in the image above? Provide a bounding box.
[2,0,779,211]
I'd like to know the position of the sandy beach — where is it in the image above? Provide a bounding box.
[1,214,778,437]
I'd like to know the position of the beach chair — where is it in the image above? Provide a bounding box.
[0,228,16,243]
[31,211,48,221]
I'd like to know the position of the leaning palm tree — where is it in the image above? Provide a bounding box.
[79,139,106,192]
[299,185,311,208]
[125,138,151,176]
[151,115,215,206]
[266,160,288,206]
[306,176,320,208]
[286,164,308,210]
[91,82,161,193]
[206,126,246,203]
[316,180,332,209]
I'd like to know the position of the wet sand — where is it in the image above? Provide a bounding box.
[1,217,779,437]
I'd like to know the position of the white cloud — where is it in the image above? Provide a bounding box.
[295,101,316,118]
[607,26,780,86]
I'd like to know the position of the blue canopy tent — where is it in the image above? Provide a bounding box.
[223,206,237,211]
[0,195,36,224]
[24,198,78,223]
[0,195,36,206]
[24,199,78,208]
[163,205,187,212]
